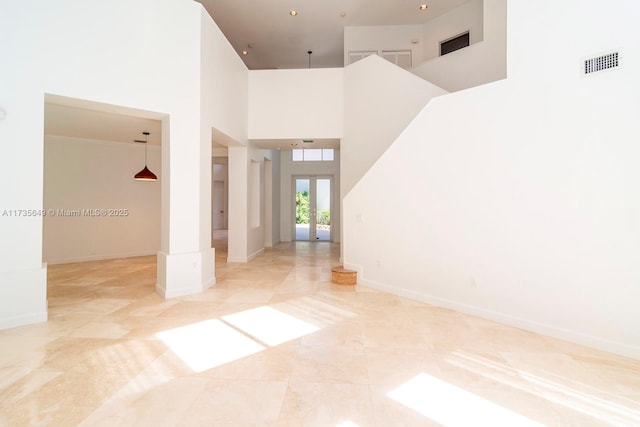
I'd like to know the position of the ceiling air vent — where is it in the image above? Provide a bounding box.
[584,51,619,75]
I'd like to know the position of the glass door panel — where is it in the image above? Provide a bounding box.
[315,178,331,241]
[295,178,310,241]
[294,176,332,241]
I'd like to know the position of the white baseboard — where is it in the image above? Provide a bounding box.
[351,264,640,360]
[227,248,265,263]
[0,265,48,330]
[155,281,203,299]
[203,277,216,290]
[45,250,157,265]
[0,311,48,330]
[248,248,264,262]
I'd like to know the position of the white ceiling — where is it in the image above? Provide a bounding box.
[45,103,162,145]
[196,0,470,69]
[44,102,339,151]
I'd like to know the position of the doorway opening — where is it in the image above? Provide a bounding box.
[212,157,229,251]
[294,176,332,241]
[43,95,164,266]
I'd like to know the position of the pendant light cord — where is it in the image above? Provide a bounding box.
[144,132,150,166]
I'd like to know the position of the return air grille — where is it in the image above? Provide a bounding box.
[584,52,619,74]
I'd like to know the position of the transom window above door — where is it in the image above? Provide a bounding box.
[292,149,334,162]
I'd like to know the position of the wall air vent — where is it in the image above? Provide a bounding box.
[584,51,619,75]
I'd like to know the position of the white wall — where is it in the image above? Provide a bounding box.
[248,67,342,248]
[421,0,484,61]
[227,145,278,261]
[344,0,640,358]
[344,0,483,69]
[202,12,249,147]
[43,136,161,264]
[199,10,249,288]
[411,0,506,92]
[248,69,344,140]
[344,25,425,67]
[227,146,249,262]
[247,147,277,259]
[342,54,447,198]
[265,153,282,247]
[0,0,246,327]
[279,150,341,243]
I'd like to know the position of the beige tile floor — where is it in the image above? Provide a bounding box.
[1,241,640,426]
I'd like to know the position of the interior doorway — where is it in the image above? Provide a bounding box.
[294,176,332,241]
[212,158,229,250]
[43,96,164,266]
[213,180,225,230]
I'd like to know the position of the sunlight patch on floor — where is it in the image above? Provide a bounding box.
[447,351,640,426]
[156,319,265,372]
[222,306,320,346]
[273,296,357,327]
[387,373,544,427]
[157,304,334,372]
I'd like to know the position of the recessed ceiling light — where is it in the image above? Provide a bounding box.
[290,10,297,16]
[419,4,428,10]
[242,50,248,55]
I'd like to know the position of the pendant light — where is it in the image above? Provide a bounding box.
[134,131,157,181]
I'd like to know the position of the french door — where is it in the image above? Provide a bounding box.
[294,176,332,241]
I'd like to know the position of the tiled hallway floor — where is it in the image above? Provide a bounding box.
[1,242,640,426]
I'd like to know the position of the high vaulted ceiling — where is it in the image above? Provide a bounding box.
[43,1,472,150]
[196,0,470,70]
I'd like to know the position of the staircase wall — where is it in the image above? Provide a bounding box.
[343,0,640,358]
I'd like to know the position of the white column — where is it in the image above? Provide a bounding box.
[226,146,249,262]
[199,124,215,289]
[156,113,214,298]
[0,92,48,329]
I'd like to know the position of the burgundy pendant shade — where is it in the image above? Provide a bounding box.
[134,165,157,181]
[134,131,157,181]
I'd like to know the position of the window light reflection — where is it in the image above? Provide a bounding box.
[387,373,544,427]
